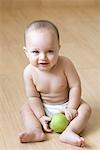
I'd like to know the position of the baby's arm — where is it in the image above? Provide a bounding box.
[23,67,45,119]
[64,58,81,121]
[23,67,51,132]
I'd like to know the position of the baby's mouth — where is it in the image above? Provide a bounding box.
[39,62,49,65]
[39,63,49,68]
[40,63,49,65]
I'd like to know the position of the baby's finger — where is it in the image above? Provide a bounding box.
[66,111,74,121]
[65,112,71,121]
[43,123,52,132]
[75,111,78,116]
[45,116,52,122]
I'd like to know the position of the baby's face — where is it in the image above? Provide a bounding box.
[25,29,60,71]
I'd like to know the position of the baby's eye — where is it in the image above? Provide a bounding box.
[32,50,39,54]
[48,50,54,53]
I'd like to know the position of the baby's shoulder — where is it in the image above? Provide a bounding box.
[23,64,35,78]
[59,56,73,66]
[59,56,78,76]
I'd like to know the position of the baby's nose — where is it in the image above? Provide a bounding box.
[40,53,47,60]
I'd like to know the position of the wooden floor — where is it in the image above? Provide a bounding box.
[0,5,100,150]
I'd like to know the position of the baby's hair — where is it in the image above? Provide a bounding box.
[24,20,60,46]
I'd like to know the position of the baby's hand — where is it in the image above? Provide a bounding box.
[39,115,52,132]
[65,108,78,122]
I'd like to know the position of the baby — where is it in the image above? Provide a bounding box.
[19,20,91,147]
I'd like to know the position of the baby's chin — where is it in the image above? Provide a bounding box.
[38,67,51,72]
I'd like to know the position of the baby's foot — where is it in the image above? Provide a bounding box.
[19,130,45,143]
[59,130,85,147]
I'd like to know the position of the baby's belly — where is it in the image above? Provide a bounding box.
[41,91,68,105]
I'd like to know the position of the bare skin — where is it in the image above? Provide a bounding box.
[19,103,46,143]
[19,28,91,147]
[59,101,91,147]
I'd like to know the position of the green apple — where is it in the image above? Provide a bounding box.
[50,113,69,133]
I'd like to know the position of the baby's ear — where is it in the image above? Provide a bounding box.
[58,44,61,52]
[59,44,61,49]
[23,46,29,58]
[23,46,26,50]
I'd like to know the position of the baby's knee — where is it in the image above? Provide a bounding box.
[83,103,92,118]
[79,102,92,118]
[85,103,91,114]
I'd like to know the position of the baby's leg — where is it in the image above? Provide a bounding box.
[59,100,91,147]
[19,103,45,143]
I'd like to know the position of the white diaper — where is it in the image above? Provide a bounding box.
[43,101,68,117]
